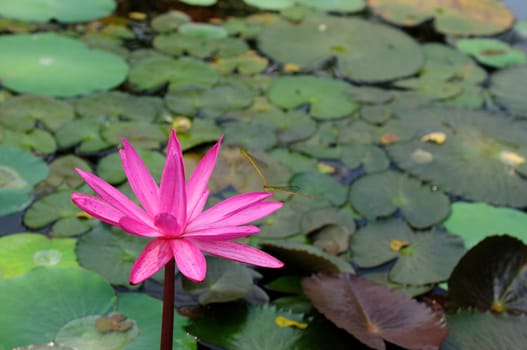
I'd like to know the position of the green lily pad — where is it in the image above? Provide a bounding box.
[97,148,165,185]
[224,16,265,39]
[80,32,129,58]
[0,128,56,155]
[23,190,97,237]
[154,32,248,59]
[151,11,191,32]
[362,271,434,298]
[386,107,527,207]
[368,0,515,36]
[443,202,527,249]
[75,92,164,122]
[0,94,74,131]
[55,118,112,154]
[165,81,255,118]
[211,50,269,75]
[351,219,465,284]
[490,65,527,118]
[340,144,390,173]
[290,122,342,159]
[117,293,196,350]
[262,240,354,274]
[0,0,116,23]
[268,148,318,173]
[290,171,348,206]
[182,256,258,304]
[0,233,78,279]
[101,122,167,149]
[0,33,128,97]
[180,0,216,5]
[244,0,295,10]
[448,235,527,314]
[296,0,365,12]
[257,200,312,239]
[259,15,423,82]
[268,76,359,120]
[76,226,149,286]
[0,145,48,216]
[177,118,223,151]
[456,38,527,68]
[37,155,91,190]
[349,171,451,228]
[302,273,447,349]
[223,122,278,151]
[443,311,527,350]
[301,206,356,235]
[128,56,219,91]
[0,267,115,350]
[179,23,227,38]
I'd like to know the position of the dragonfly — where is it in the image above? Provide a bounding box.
[240,149,313,199]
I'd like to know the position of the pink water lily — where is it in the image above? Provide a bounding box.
[71,130,284,284]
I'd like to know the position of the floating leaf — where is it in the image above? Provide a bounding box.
[211,50,269,75]
[76,226,150,286]
[244,0,295,10]
[151,11,191,33]
[0,0,116,23]
[267,76,359,120]
[368,0,514,36]
[386,107,527,207]
[154,32,248,59]
[443,311,527,350]
[490,65,527,118]
[0,95,74,131]
[290,171,348,206]
[0,233,77,279]
[296,0,365,12]
[0,33,128,97]
[0,267,115,349]
[259,15,423,82]
[38,155,91,190]
[97,148,165,185]
[177,118,223,151]
[101,122,166,149]
[0,129,56,155]
[349,171,450,228]
[456,38,527,68]
[340,144,390,173]
[55,119,111,154]
[302,273,447,350]
[262,240,354,274]
[182,256,258,304]
[448,235,527,314]
[128,56,219,91]
[0,145,48,216]
[351,219,465,284]
[443,202,527,248]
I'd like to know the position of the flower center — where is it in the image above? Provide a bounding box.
[154,212,183,237]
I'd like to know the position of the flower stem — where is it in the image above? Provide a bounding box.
[161,258,175,350]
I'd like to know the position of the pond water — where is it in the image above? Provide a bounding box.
[1,1,527,349]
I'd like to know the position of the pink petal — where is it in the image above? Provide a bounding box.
[193,240,284,268]
[186,136,222,217]
[154,212,182,236]
[187,189,210,222]
[217,201,283,227]
[120,216,161,238]
[75,168,151,225]
[183,225,260,240]
[120,139,160,215]
[187,192,274,230]
[170,239,206,282]
[129,239,173,284]
[71,193,125,225]
[159,130,187,225]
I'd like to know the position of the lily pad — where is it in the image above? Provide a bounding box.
[0,233,77,279]
[55,119,112,154]
[37,155,91,190]
[290,171,349,206]
[177,118,223,151]
[302,273,447,350]
[0,267,115,349]
[223,122,277,151]
[0,145,48,216]
[23,190,97,237]
[259,15,423,82]
[349,171,451,228]
[296,0,365,12]
[179,23,228,38]
[443,202,527,249]
[368,0,515,36]
[0,33,128,97]
[0,0,116,23]
[151,11,191,33]
[443,311,527,350]
[490,65,527,118]
[75,92,164,122]
[386,107,527,207]
[182,256,258,304]
[456,38,527,68]
[211,50,269,75]
[76,226,150,286]
[117,293,196,350]
[0,128,56,155]
[243,0,295,10]
[351,219,465,284]
[128,56,219,91]
[101,122,166,149]
[154,32,248,58]
[97,148,165,185]
[448,235,527,314]
[0,94,74,131]
[267,76,359,120]
[262,240,354,274]
[340,144,390,173]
